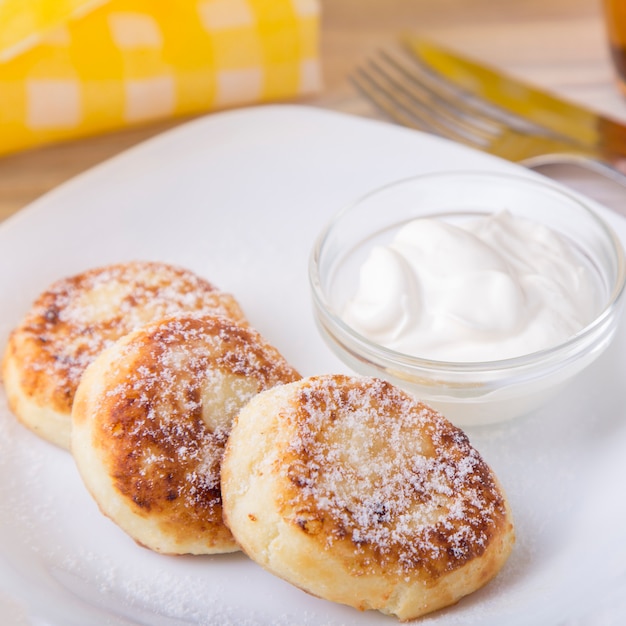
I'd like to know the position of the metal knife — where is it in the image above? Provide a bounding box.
[405,36,626,159]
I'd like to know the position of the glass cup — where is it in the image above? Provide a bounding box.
[603,0,626,94]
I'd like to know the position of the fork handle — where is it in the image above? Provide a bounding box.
[521,153,626,216]
[521,153,626,188]
[567,157,626,189]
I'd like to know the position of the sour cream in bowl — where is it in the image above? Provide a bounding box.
[309,171,626,426]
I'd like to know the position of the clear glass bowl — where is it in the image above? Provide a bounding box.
[309,171,626,426]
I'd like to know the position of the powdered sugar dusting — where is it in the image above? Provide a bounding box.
[284,375,508,577]
[10,261,247,411]
[92,315,300,548]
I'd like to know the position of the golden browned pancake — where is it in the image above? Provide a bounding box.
[71,314,301,555]
[1,261,247,449]
[221,374,514,620]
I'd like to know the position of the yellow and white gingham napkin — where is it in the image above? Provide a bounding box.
[0,0,321,156]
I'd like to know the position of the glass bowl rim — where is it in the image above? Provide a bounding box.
[309,170,626,376]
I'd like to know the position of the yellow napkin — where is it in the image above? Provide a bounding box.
[0,0,321,156]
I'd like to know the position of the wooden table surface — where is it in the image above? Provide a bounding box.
[1,0,625,222]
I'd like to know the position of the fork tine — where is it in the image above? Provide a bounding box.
[351,65,463,140]
[350,67,482,147]
[397,44,563,138]
[353,52,499,150]
[350,69,428,133]
[378,50,503,137]
[367,58,492,143]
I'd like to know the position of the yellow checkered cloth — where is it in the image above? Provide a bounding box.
[0,0,321,156]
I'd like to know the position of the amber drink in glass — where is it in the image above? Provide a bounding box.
[604,0,626,94]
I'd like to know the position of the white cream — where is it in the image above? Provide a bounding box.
[342,211,599,362]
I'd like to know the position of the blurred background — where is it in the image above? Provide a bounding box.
[0,0,622,219]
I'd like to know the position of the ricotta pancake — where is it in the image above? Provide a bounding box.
[71,314,301,555]
[221,374,514,620]
[1,261,247,449]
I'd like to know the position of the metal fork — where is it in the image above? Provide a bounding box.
[351,48,626,189]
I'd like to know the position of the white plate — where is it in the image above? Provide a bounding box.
[1,105,625,626]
